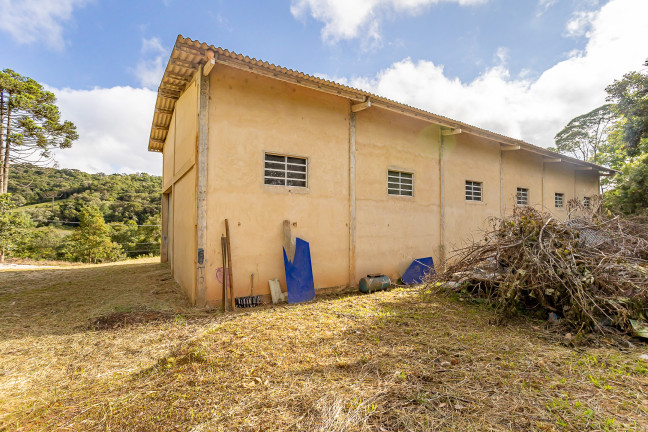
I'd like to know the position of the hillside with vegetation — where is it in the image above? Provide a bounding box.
[1,164,162,262]
[8,163,161,225]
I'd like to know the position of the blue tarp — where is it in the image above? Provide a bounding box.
[401,257,435,285]
[283,238,315,303]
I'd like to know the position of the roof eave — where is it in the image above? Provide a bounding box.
[147,35,616,176]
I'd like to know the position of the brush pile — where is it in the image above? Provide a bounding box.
[429,200,648,335]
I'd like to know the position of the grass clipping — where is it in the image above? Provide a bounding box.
[430,201,648,335]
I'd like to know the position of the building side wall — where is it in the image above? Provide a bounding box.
[158,65,605,304]
[174,80,197,173]
[443,133,501,253]
[203,65,351,303]
[543,163,576,219]
[167,191,174,267]
[173,166,196,302]
[575,171,600,200]
[163,112,176,186]
[162,112,177,269]
[502,150,544,211]
[354,108,441,281]
[161,80,198,301]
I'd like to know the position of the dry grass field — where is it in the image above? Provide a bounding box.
[1,258,647,431]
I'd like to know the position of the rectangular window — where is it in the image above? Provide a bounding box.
[555,193,564,208]
[583,196,590,209]
[516,187,529,206]
[465,181,482,201]
[387,170,413,196]
[264,153,307,188]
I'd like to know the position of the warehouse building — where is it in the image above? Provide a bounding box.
[148,35,612,306]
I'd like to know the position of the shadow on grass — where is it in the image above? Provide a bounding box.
[0,259,203,340]
[3,284,647,431]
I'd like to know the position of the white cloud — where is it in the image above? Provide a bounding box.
[51,86,161,175]
[0,0,88,50]
[132,37,168,89]
[32,0,644,178]
[343,0,647,148]
[564,9,598,37]
[493,47,509,65]
[537,0,559,16]
[291,0,487,43]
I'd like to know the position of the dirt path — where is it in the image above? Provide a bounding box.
[0,263,57,270]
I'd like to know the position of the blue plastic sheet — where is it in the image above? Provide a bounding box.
[283,238,315,303]
[401,257,435,285]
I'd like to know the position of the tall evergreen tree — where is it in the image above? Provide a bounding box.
[0,69,78,193]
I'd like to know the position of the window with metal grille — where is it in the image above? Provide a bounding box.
[555,193,564,208]
[583,196,590,209]
[387,170,413,196]
[465,181,482,201]
[516,187,529,205]
[264,153,307,188]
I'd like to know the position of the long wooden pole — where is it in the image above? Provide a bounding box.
[221,234,227,313]
[225,219,236,310]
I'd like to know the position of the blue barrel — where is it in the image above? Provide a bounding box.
[359,274,391,293]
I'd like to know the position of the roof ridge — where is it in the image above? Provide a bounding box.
[147,35,615,174]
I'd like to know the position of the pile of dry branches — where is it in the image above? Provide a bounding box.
[429,201,648,335]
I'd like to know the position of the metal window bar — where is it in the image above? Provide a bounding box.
[465,181,482,201]
[264,154,307,187]
[388,171,413,196]
[555,193,564,208]
[516,188,529,205]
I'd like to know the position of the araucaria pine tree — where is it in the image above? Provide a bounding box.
[0,69,78,193]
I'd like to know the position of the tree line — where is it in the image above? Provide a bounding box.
[8,163,161,225]
[552,59,648,214]
[0,164,162,263]
[0,69,162,264]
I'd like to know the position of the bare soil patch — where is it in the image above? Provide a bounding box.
[87,308,175,330]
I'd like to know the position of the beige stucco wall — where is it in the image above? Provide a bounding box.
[501,150,544,211]
[575,171,600,199]
[162,113,176,269]
[443,133,502,253]
[354,108,441,281]
[158,63,603,306]
[174,80,197,173]
[543,162,576,219]
[160,79,198,301]
[165,192,173,266]
[163,112,176,185]
[173,167,196,302]
[203,65,351,303]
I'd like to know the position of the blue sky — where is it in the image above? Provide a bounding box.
[0,0,646,175]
